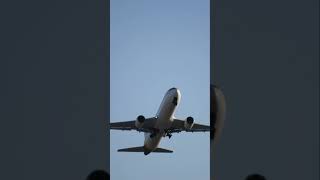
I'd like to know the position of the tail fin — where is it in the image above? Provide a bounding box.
[117,146,173,155]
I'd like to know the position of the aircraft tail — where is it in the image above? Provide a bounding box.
[117,146,173,155]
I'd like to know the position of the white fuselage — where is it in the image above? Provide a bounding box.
[143,88,181,153]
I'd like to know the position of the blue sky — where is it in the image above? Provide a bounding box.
[110,0,210,179]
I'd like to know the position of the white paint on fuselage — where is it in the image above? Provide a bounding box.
[144,88,181,152]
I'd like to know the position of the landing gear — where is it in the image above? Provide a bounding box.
[166,133,172,139]
[163,129,173,139]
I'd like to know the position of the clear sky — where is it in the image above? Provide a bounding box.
[110,0,210,179]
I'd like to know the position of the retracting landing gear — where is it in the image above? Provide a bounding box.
[163,130,172,139]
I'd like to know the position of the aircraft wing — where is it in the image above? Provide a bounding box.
[110,117,157,132]
[168,118,211,133]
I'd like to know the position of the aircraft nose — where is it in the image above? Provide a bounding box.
[167,87,181,101]
[175,89,181,97]
[168,87,180,96]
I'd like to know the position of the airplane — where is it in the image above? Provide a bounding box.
[110,87,210,155]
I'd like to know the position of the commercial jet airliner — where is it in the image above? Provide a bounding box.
[110,87,210,155]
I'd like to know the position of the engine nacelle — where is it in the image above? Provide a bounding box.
[135,115,145,128]
[184,116,194,129]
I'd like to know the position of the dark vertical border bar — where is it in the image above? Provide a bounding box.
[2,0,111,179]
[209,0,319,179]
[210,0,215,179]
[106,0,111,177]
[106,0,110,174]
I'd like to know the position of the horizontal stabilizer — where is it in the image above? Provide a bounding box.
[153,147,173,153]
[117,146,173,153]
[118,146,145,152]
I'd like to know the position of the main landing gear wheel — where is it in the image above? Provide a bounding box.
[167,133,172,139]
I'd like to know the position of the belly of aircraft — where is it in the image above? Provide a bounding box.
[155,104,175,130]
[145,95,177,152]
[144,133,162,150]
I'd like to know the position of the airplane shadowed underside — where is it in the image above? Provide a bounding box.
[110,88,210,155]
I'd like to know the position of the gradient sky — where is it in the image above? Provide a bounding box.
[110,0,210,179]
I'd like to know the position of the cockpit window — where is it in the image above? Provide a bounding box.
[172,97,178,105]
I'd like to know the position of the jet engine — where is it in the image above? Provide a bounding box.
[184,116,194,129]
[135,115,145,128]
